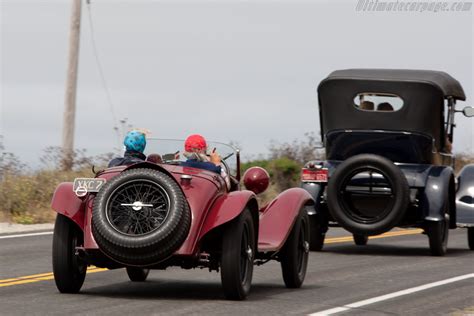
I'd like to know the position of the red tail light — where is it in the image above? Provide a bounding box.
[301,168,329,183]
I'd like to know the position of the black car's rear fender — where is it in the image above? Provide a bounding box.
[419,166,455,227]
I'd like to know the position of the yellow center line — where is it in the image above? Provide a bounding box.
[0,229,423,288]
[0,272,54,284]
[0,267,106,287]
[325,229,423,244]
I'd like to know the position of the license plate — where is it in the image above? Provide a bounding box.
[73,178,106,197]
[301,168,329,183]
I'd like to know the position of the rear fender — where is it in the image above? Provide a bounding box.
[456,164,474,227]
[421,166,455,225]
[258,188,314,252]
[50,182,85,231]
[300,182,325,215]
[199,190,258,240]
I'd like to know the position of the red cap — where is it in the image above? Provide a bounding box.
[185,134,207,152]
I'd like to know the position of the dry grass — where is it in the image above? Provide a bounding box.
[450,306,474,316]
[0,169,93,224]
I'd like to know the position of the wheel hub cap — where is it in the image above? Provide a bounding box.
[121,201,154,211]
[246,246,253,261]
[303,241,310,253]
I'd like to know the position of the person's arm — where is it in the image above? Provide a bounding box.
[209,148,221,166]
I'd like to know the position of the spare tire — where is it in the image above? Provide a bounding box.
[327,154,409,235]
[92,168,191,266]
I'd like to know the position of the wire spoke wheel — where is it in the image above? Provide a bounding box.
[92,168,191,266]
[105,179,170,236]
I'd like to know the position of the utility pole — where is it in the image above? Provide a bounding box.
[62,0,82,171]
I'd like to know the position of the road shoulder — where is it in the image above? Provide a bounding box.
[0,222,54,235]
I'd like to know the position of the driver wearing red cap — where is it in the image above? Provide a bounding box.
[181,134,222,174]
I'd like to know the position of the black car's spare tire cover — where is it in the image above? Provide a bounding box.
[327,154,409,235]
[92,168,191,266]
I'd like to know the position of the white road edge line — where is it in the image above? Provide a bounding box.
[309,273,474,316]
[0,231,53,239]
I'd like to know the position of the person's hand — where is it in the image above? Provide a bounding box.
[210,149,221,166]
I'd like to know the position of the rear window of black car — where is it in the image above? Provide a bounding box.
[354,93,404,112]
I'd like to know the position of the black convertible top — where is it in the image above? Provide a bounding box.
[322,69,466,101]
[317,68,468,149]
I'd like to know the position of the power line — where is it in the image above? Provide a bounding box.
[85,0,121,149]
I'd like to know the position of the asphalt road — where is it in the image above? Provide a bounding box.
[1,228,473,316]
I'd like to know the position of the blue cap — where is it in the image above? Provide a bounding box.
[124,130,146,153]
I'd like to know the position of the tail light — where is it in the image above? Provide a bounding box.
[301,167,329,183]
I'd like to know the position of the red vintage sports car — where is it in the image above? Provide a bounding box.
[51,139,314,300]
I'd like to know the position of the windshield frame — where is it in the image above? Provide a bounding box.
[145,138,241,180]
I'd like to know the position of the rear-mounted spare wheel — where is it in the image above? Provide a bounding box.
[327,154,409,235]
[92,168,191,266]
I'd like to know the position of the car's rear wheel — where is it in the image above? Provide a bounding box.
[427,212,449,256]
[327,154,410,236]
[353,234,368,246]
[468,228,474,250]
[220,208,255,300]
[309,215,325,251]
[52,214,87,293]
[126,267,150,282]
[280,209,310,288]
[92,168,191,266]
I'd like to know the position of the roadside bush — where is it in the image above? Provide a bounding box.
[0,147,112,224]
[0,167,93,224]
[242,157,303,205]
[268,132,325,164]
[455,153,474,174]
[240,133,319,205]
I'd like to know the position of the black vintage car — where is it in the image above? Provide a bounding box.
[301,69,474,256]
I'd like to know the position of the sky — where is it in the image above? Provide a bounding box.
[1,0,473,167]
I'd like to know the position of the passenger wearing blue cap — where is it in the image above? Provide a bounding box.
[108,130,147,167]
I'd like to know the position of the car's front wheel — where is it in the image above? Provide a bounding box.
[280,209,310,288]
[126,267,150,282]
[52,214,87,293]
[220,208,255,300]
